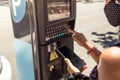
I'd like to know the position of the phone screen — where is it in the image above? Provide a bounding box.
[57,45,86,69]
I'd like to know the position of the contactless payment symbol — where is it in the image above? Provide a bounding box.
[10,0,26,23]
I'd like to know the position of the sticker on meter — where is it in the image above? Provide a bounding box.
[49,51,59,61]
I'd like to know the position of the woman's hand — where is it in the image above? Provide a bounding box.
[68,29,87,47]
[68,29,101,63]
[64,58,87,74]
[64,58,80,74]
[68,29,92,51]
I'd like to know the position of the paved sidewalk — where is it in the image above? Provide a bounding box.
[0,3,18,80]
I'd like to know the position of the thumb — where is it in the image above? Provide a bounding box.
[64,58,72,66]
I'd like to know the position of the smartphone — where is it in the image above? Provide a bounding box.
[57,45,86,69]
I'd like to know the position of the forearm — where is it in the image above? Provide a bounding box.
[81,41,102,63]
[89,47,101,63]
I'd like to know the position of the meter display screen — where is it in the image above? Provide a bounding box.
[48,0,71,21]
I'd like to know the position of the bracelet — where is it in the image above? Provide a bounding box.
[87,47,95,55]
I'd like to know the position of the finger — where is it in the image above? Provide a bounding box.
[80,65,88,73]
[72,34,80,41]
[68,29,78,34]
[64,58,70,64]
[80,57,85,61]
[64,58,72,66]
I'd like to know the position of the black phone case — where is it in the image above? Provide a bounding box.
[57,45,86,69]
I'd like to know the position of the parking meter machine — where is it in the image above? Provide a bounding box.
[10,0,76,80]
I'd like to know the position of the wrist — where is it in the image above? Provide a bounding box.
[83,41,94,51]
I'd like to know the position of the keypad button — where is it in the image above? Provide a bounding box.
[45,24,71,41]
